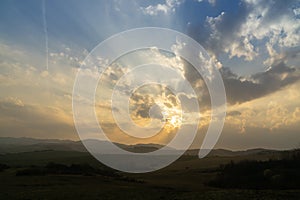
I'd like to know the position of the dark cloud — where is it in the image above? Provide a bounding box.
[256,0,296,25]
[227,110,242,116]
[180,49,300,106]
[136,104,152,119]
[177,93,199,112]
[130,93,156,119]
[221,60,299,104]
[187,1,251,56]
[180,60,212,109]
[149,104,164,120]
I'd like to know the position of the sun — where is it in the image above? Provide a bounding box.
[156,99,182,129]
[127,84,183,130]
[168,115,182,128]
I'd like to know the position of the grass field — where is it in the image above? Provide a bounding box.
[0,150,300,199]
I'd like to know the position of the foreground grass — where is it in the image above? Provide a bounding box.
[0,150,300,200]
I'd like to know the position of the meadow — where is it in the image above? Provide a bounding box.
[0,149,300,199]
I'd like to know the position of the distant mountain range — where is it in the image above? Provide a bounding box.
[0,137,279,156]
[0,137,86,153]
[0,137,171,154]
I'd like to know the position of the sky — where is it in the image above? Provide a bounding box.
[0,0,300,150]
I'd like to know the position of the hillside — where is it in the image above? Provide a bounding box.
[0,137,279,157]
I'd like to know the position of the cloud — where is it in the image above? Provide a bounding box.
[223,80,300,136]
[98,44,299,109]
[128,85,180,122]
[140,0,183,16]
[201,4,253,59]
[2,97,24,107]
[0,42,80,108]
[213,124,300,150]
[188,0,300,61]
[264,47,300,68]
[177,40,299,106]
[0,98,76,139]
[207,0,216,6]
[222,61,299,104]
[193,0,218,5]
[227,110,242,116]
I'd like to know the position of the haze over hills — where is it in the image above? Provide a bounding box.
[0,137,173,154]
[0,137,86,153]
[0,137,279,156]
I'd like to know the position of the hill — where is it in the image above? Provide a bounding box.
[0,137,279,156]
